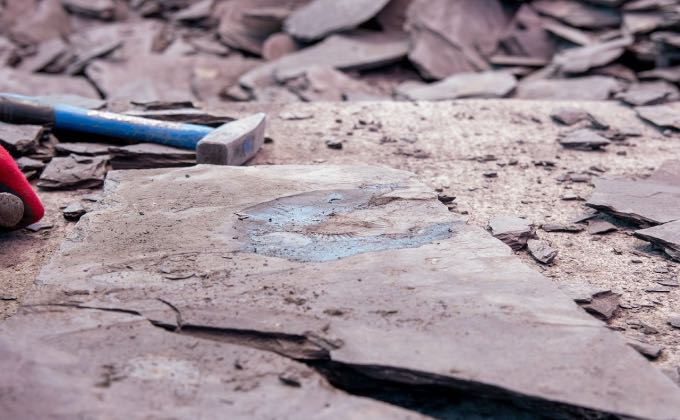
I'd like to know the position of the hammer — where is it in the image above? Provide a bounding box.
[0,94,266,166]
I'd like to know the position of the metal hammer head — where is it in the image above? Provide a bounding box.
[196,113,266,166]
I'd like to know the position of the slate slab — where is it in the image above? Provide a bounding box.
[636,102,680,130]
[532,0,621,29]
[239,32,409,89]
[216,0,304,56]
[527,239,558,264]
[55,142,111,156]
[488,214,534,250]
[617,81,680,106]
[37,154,108,190]
[395,71,516,101]
[22,164,680,418]
[0,69,99,99]
[0,308,419,419]
[558,129,611,150]
[515,76,623,101]
[0,123,44,155]
[284,0,391,42]
[552,37,632,75]
[635,220,680,261]
[587,160,680,225]
[108,144,196,170]
[405,0,508,80]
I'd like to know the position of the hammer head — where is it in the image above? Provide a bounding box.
[196,113,266,166]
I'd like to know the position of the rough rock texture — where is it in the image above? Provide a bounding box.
[13,164,680,419]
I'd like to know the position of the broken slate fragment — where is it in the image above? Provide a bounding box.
[324,138,343,150]
[0,309,419,420]
[636,102,680,130]
[0,69,98,99]
[617,81,680,106]
[558,129,611,150]
[532,0,622,29]
[284,0,391,42]
[61,0,116,20]
[285,66,380,102]
[542,223,585,233]
[488,215,534,251]
[527,239,558,264]
[588,219,618,235]
[63,202,87,221]
[0,123,44,155]
[627,338,663,360]
[239,32,409,89]
[581,291,620,321]
[553,37,632,75]
[108,144,196,170]
[635,220,680,261]
[587,160,680,225]
[669,315,680,329]
[550,107,608,129]
[405,0,509,80]
[16,157,46,173]
[55,142,111,156]
[515,76,622,101]
[37,154,108,190]
[396,71,516,101]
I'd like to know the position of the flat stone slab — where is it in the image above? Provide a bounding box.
[0,307,417,419]
[284,0,391,42]
[12,164,680,418]
[587,160,680,225]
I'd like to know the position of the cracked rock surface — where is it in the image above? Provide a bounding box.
[7,164,680,418]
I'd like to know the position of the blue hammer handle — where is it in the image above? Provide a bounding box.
[0,93,213,150]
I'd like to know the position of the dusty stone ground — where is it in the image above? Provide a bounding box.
[2,98,679,373]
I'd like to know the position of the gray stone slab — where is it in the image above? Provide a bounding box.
[0,69,98,99]
[396,71,516,101]
[635,220,680,261]
[37,154,108,190]
[284,0,391,42]
[109,143,196,170]
[239,32,410,89]
[0,123,44,155]
[0,307,419,419]
[636,102,680,130]
[22,164,680,418]
[515,76,623,101]
[405,0,508,80]
[587,160,680,225]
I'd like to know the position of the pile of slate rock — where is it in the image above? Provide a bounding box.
[1,0,680,105]
[3,0,680,191]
